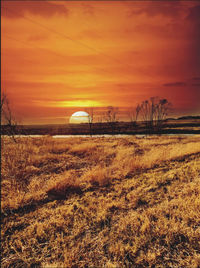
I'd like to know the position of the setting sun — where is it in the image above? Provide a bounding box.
[1,1,200,124]
[69,111,90,124]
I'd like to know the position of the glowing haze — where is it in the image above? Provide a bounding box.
[1,1,200,124]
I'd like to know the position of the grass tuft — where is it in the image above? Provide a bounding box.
[46,171,82,200]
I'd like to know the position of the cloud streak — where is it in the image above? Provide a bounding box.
[163,82,187,87]
[128,1,182,18]
[192,77,200,81]
[2,1,69,18]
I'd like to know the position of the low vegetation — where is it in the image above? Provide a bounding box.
[1,135,200,267]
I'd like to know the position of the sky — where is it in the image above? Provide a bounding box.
[1,0,200,124]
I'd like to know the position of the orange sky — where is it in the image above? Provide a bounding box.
[1,0,200,124]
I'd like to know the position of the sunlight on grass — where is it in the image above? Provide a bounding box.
[1,135,200,267]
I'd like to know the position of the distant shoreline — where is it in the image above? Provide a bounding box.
[1,118,200,136]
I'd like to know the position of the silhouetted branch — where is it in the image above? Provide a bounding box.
[1,92,18,141]
[104,106,119,134]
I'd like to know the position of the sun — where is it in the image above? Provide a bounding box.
[69,111,91,124]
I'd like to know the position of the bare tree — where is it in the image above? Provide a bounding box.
[97,115,103,123]
[139,97,171,132]
[1,92,18,141]
[86,107,94,136]
[154,98,171,131]
[104,106,119,134]
[140,98,153,129]
[128,104,141,127]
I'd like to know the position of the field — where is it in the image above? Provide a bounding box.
[1,135,200,267]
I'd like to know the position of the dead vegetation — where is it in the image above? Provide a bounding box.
[1,135,200,267]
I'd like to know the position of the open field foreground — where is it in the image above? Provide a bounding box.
[1,135,200,267]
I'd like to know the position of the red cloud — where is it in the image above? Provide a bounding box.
[2,1,68,18]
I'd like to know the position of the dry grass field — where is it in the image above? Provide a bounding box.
[1,135,200,267]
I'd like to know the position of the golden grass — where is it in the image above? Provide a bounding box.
[1,135,200,267]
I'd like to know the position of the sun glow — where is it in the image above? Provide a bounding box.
[33,100,103,107]
[70,111,91,124]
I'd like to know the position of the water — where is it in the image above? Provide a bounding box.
[52,134,197,138]
[2,134,144,138]
[2,135,44,138]
[52,134,147,138]
[2,134,197,139]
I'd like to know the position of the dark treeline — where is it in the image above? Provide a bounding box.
[2,119,200,136]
